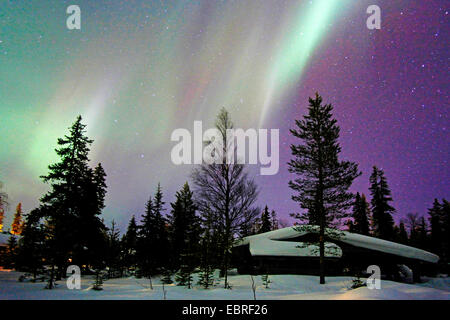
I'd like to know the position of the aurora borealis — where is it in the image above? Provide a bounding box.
[0,0,448,231]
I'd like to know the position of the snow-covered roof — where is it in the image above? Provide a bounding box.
[234,226,440,264]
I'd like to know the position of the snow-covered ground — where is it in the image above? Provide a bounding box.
[0,270,448,300]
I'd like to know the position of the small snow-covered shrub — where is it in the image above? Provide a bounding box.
[350,277,366,289]
[92,271,104,291]
[261,274,271,289]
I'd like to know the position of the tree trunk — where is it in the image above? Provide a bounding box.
[223,230,229,289]
[319,218,325,284]
[55,263,63,280]
[318,136,325,285]
[49,263,55,289]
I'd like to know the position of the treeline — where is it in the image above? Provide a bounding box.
[107,182,280,289]
[1,93,448,287]
[349,188,449,261]
[343,165,450,262]
[1,111,279,289]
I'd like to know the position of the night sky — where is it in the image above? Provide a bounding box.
[0,0,448,231]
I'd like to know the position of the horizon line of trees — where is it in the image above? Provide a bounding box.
[0,94,448,287]
[0,111,279,289]
[348,190,449,260]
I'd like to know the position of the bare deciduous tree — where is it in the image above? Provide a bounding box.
[192,108,259,289]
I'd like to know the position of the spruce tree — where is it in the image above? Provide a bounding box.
[369,166,395,240]
[417,217,429,250]
[161,268,174,284]
[92,270,103,290]
[169,183,200,288]
[287,93,361,284]
[428,199,443,256]
[137,184,169,278]
[153,183,170,270]
[16,207,45,279]
[4,235,18,269]
[106,220,121,278]
[138,197,157,278]
[175,259,194,288]
[197,208,216,289]
[197,266,214,289]
[39,116,107,278]
[259,206,272,234]
[78,163,108,270]
[270,210,279,230]
[347,220,355,233]
[441,199,450,262]
[351,193,370,235]
[397,221,409,244]
[261,274,271,289]
[168,182,200,271]
[11,203,24,235]
[93,164,107,214]
[122,215,138,273]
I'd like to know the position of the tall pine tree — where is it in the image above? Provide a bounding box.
[369,166,395,240]
[137,184,169,278]
[39,115,107,279]
[4,235,18,269]
[16,207,46,280]
[122,215,138,273]
[395,221,409,244]
[441,199,450,262]
[77,163,108,269]
[351,193,370,235]
[106,220,121,278]
[288,93,360,284]
[270,210,279,230]
[417,217,429,250]
[168,182,200,272]
[428,199,443,257]
[153,183,170,269]
[11,203,24,235]
[197,208,216,289]
[138,197,156,278]
[259,206,272,234]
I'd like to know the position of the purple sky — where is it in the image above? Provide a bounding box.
[256,1,449,226]
[0,1,448,232]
